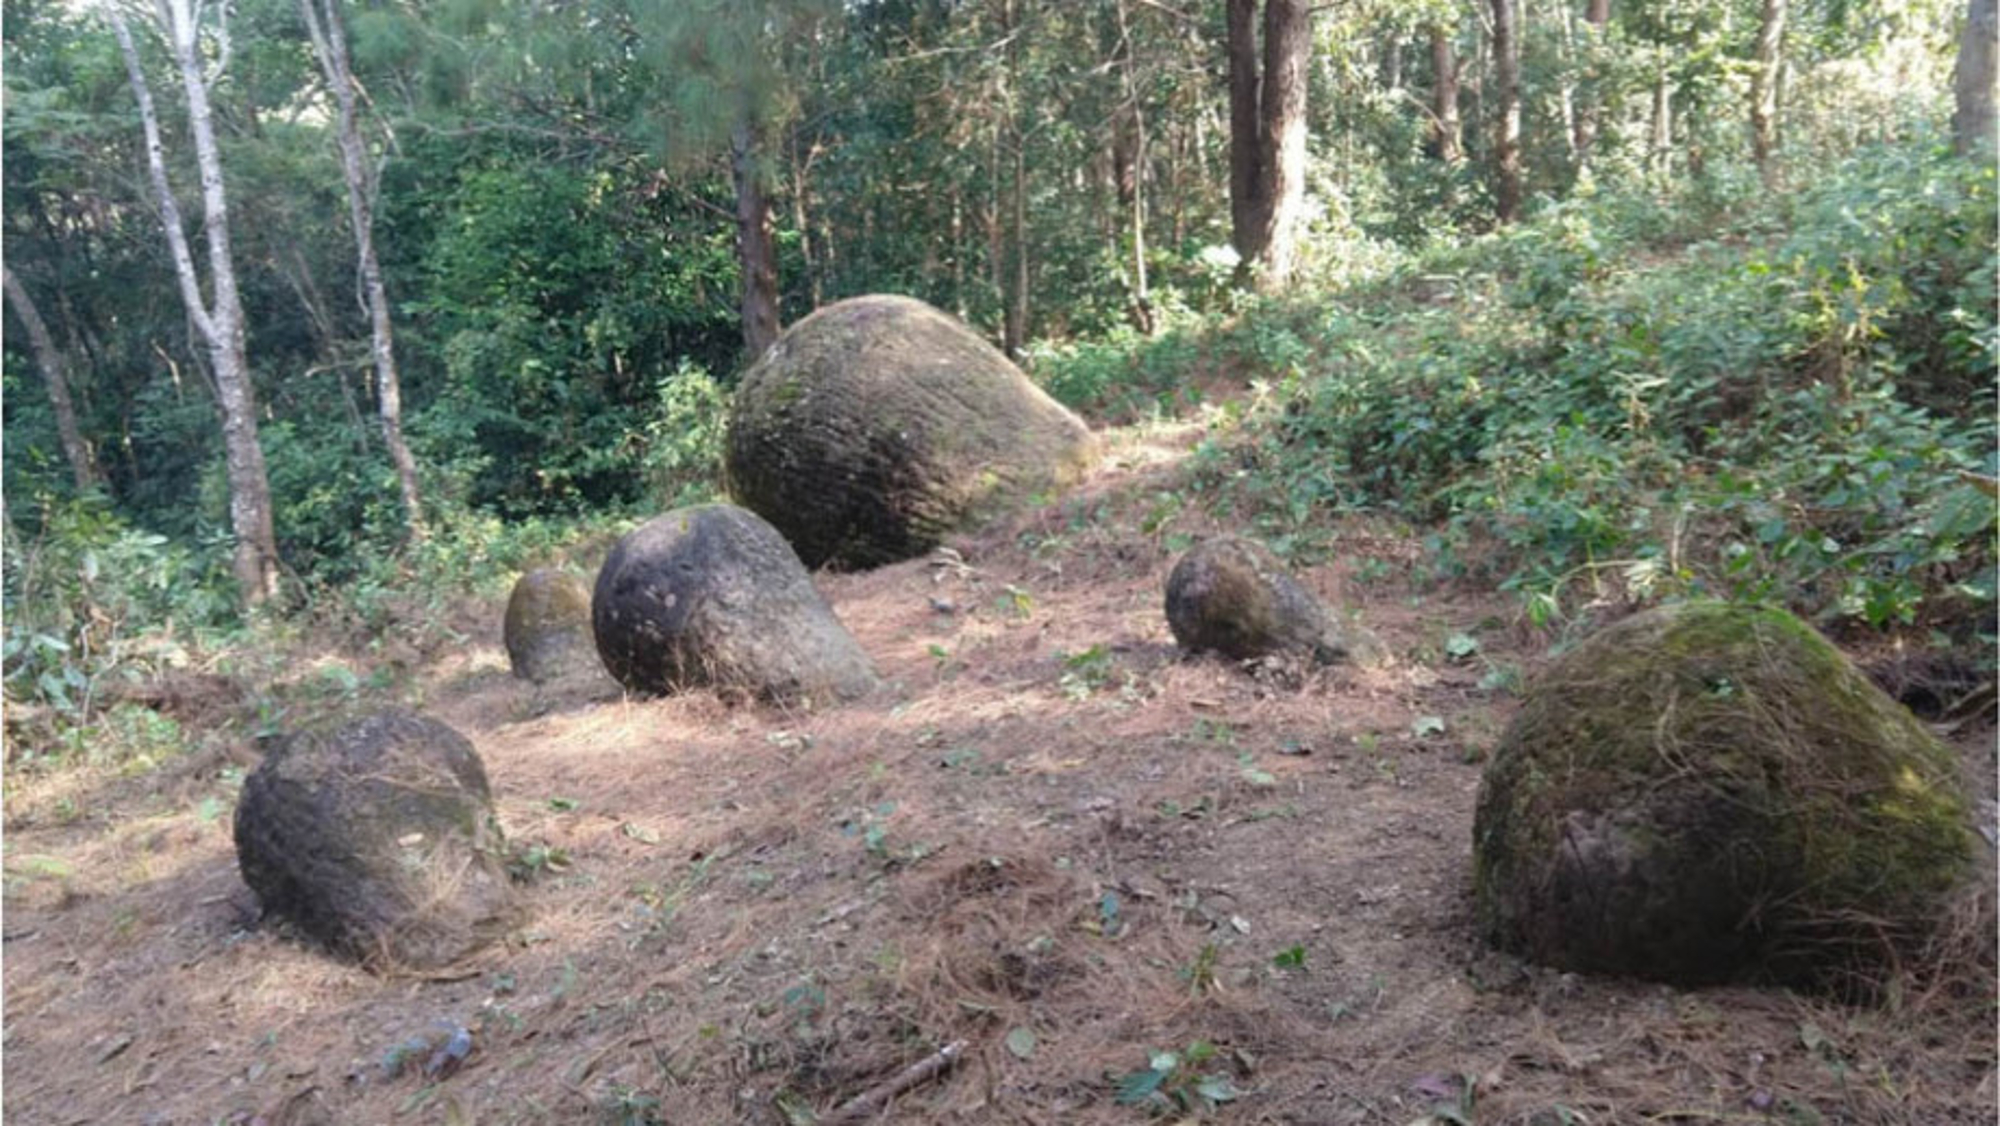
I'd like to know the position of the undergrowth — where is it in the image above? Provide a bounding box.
[1042,141,1997,647]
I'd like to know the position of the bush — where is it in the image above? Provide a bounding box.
[643,358,729,509]
[1206,139,1995,640]
[2,495,236,764]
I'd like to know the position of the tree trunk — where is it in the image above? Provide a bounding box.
[1955,0,1998,155]
[1750,0,1787,184]
[1006,131,1028,358]
[1650,67,1674,181]
[1555,0,1577,165]
[1115,0,1153,334]
[1254,0,1309,290]
[791,137,822,309]
[110,0,280,607]
[301,0,424,536]
[1226,0,1265,269]
[1431,25,1463,164]
[950,186,967,319]
[1573,0,1610,175]
[1002,0,1027,358]
[1491,0,1523,223]
[2,266,99,492]
[732,117,781,362]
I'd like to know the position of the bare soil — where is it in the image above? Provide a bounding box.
[5,418,1994,1125]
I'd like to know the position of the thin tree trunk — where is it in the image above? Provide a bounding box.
[1254,0,1309,290]
[1115,0,1153,334]
[1650,66,1674,181]
[731,116,781,362]
[950,186,966,319]
[1491,0,1523,223]
[1750,0,1787,184]
[1006,135,1028,358]
[988,118,1004,312]
[1573,0,1610,175]
[2,266,99,492]
[110,0,279,607]
[1431,24,1463,163]
[1954,0,1998,155]
[1002,0,1027,358]
[790,138,822,310]
[301,0,423,535]
[1227,0,1265,269]
[1555,0,1577,164]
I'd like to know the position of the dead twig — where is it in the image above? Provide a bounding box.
[820,1039,969,1124]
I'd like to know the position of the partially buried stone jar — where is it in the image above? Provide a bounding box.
[591,503,878,705]
[503,567,594,682]
[234,710,517,970]
[1164,536,1376,665]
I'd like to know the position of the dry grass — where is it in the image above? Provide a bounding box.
[4,419,1993,1125]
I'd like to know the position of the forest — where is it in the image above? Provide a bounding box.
[4,0,1992,636]
[2,0,1997,1123]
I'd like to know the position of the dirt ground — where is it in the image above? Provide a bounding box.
[4,418,1995,1125]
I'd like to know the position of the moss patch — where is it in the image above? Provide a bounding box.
[1472,600,1976,988]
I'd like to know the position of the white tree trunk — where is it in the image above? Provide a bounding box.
[300,0,425,537]
[108,0,279,606]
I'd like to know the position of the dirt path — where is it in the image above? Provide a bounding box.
[5,422,1993,1124]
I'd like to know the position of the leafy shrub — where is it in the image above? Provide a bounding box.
[643,359,729,508]
[2,495,235,763]
[1205,139,1995,640]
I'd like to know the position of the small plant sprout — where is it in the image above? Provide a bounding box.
[1113,1041,1243,1113]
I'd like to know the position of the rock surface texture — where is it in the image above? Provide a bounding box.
[1164,536,1373,664]
[503,568,594,682]
[1473,600,1975,988]
[591,504,877,704]
[234,711,516,970]
[727,294,1096,569]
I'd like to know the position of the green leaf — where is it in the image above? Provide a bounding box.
[1272,945,1306,969]
[1005,1026,1037,1059]
[1412,715,1447,738]
[1444,633,1480,659]
[1194,1075,1241,1104]
[1114,1066,1168,1106]
[548,797,581,812]
[1099,891,1123,934]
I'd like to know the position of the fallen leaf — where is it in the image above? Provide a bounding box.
[1005,1026,1037,1059]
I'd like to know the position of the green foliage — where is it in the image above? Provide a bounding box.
[642,359,729,508]
[1203,140,1995,639]
[408,158,739,518]
[1113,1041,1243,1115]
[1,496,235,766]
